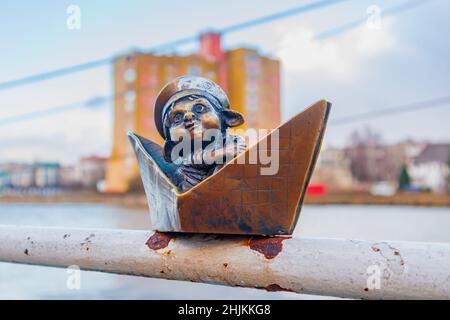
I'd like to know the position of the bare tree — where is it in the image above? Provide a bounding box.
[345,127,403,183]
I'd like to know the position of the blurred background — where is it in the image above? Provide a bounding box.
[0,0,449,299]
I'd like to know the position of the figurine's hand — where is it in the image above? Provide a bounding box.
[201,148,217,165]
[224,140,238,158]
[201,136,246,164]
[200,146,228,165]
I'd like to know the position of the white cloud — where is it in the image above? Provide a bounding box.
[0,107,111,164]
[0,67,111,164]
[274,20,397,79]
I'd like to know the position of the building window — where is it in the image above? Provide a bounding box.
[166,64,178,82]
[187,65,201,76]
[205,71,216,79]
[245,55,261,77]
[125,90,136,102]
[246,94,258,111]
[124,68,136,83]
[124,90,135,113]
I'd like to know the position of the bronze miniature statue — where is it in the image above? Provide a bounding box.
[157,76,246,192]
[128,75,331,235]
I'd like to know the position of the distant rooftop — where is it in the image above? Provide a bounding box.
[414,144,450,165]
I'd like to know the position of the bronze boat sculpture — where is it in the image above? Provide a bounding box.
[128,76,331,235]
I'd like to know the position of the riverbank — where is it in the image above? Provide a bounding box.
[305,192,450,206]
[0,192,147,208]
[1,191,449,207]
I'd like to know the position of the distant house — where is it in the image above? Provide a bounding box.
[34,162,60,188]
[0,170,9,190]
[344,141,425,185]
[409,144,450,193]
[311,148,355,191]
[78,156,108,189]
[59,165,81,188]
[0,162,60,189]
[0,163,34,188]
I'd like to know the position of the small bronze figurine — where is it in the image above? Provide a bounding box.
[128,76,331,235]
[157,76,246,192]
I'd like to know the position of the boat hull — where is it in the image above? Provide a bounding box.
[129,100,331,235]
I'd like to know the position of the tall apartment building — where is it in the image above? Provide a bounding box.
[105,33,280,192]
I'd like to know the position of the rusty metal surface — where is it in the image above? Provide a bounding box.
[248,236,291,259]
[130,100,331,235]
[177,100,331,235]
[1,225,449,299]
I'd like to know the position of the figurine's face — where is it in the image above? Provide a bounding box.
[166,96,222,142]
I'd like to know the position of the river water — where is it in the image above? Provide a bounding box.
[0,203,449,299]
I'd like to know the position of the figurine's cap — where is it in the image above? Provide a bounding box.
[154,76,230,139]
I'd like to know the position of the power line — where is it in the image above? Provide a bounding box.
[0,0,348,92]
[0,35,199,92]
[1,0,428,92]
[1,90,449,127]
[0,96,111,126]
[316,0,433,40]
[0,58,111,92]
[330,95,450,126]
[220,0,349,34]
[0,0,442,127]
[0,85,154,127]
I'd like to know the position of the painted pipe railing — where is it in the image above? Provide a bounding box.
[0,225,449,299]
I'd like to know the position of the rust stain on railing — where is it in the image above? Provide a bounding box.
[146,231,175,250]
[248,236,291,259]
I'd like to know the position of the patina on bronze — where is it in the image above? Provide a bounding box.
[128,75,331,235]
[158,76,246,192]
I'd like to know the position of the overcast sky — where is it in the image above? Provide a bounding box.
[0,0,449,164]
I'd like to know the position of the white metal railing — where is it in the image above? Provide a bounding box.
[0,224,449,299]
